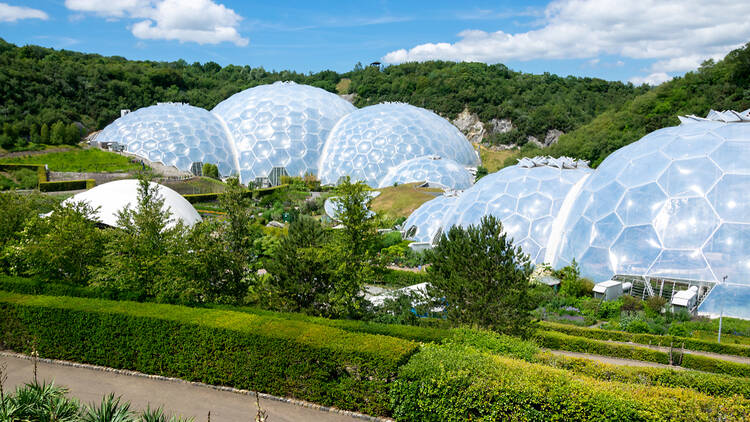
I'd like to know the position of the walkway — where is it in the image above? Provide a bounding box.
[548,350,681,369]
[2,352,382,422]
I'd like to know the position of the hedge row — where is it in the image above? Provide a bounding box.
[541,320,750,358]
[38,179,95,192]
[390,344,750,422]
[537,330,750,377]
[537,330,670,364]
[182,184,288,204]
[372,268,429,288]
[540,351,750,399]
[0,292,419,416]
[0,275,450,344]
[0,163,46,184]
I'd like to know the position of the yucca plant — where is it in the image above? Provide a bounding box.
[139,405,193,422]
[4,381,81,422]
[81,394,136,422]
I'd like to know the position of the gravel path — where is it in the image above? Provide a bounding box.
[2,352,385,422]
[547,349,681,369]
[600,339,750,364]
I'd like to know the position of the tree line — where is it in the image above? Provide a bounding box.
[0,38,645,151]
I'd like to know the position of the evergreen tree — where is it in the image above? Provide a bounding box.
[64,123,81,145]
[49,121,65,145]
[428,215,536,337]
[39,123,49,144]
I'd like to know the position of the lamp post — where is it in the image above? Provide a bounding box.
[718,275,727,344]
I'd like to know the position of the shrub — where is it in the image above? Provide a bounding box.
[539,321,750,358]
[536,330,670,364]
[443,328,539,362]
[390,344,750,421]
[540,352,750,399]
[621,294,643,313]
[0,292,419,416]
[38,179,95,192]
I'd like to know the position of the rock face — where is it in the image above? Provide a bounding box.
[490,118,513,134]
[452,108,486,143]
[339,93,357,104]
[527,129,564,148]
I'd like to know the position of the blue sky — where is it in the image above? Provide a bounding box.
[2,0,750,85]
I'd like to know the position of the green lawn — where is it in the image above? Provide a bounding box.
[0,148,142,173]
[479,145,517,173]
[372,182,443,218]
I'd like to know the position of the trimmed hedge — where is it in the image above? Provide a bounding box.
[541,320,750,358]
[537,330,750,377]
[0,292,419,416]
[0,275,450,344]
[182,192,221,203]
[372,268,428,288]
[38,179,95,192]
[540,351,750,399]
[0,163,46,184]
[390,344,750,421]
[537,330,670,364]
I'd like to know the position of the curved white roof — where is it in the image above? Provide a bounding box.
[64,179,202,228]
[96,103,237,177]
[318,103,480,187]
[212,81,355,183]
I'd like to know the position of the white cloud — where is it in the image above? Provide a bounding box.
[382,0,750,81]
[629,72,672,86]
[0,2,48,22]
[65,0,247,46]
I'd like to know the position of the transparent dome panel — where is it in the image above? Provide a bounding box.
[378,156,474,190]
[212,81,355,183]
[319,103,479,187]
[96,104,237,176]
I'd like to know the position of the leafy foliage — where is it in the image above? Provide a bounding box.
[428,215,535,336]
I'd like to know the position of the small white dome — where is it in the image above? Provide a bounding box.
[64,179,202,228]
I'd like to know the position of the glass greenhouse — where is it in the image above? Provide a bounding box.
[553,116,750,287]
[317,103,480,187]
[438,156,591,264]
[378,156,474,190]
[95,103,237,177]
[212,81,356,184]
[64,179,202,228]
[402,194,459,244]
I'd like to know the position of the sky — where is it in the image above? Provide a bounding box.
[2,0,750,85]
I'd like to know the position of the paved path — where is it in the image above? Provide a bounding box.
[599,339,750,365]
[2,353,380,422]
[548,350,681,369]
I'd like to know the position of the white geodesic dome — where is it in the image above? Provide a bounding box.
[438,157,592,264]
[318,103,480,187]
[553,112,750,286]
[377,156,474,190]
[96,103,238,177]
[63,179,202,228]
[402,195,459,244]
[212,81,356,183]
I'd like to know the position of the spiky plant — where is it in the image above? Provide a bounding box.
[7,381,81,422]
[81,394,136,422]
[139,405,194,422]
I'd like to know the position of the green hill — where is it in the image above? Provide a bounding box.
[0,38,644,151]
[515,42,750,167]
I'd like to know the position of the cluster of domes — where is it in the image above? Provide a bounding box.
[404,110,750,294]
[96,82,479,188]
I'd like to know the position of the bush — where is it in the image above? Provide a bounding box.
[372,268,428,288]
[540,321,750,358]
[0,292,419,416]
[38,179,95,192]
[541,352,750,399]
[536,330,670,364]
[390,344,750,421]
[443,328,539,362]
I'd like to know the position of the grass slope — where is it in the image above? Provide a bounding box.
[479,145,517,172]
[372,183,443,218]
[0,148,142,173]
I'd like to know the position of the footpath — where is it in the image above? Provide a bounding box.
[2,352,381,422]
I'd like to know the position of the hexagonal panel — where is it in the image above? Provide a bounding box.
[658,157,721,197]
[610,225,662,275]
[377,156,473,190]
[703,223,750,282]
[616,182,667,226]
[318,103,479,187]
[653,197,719,249]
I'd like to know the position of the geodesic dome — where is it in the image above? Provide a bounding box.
[318,103,480,187]
[96,103,237,177]
[64,179,202,228]
[378,156,474,190]
[402,195,459,244]
[212,81,355,183]
[553,112,750,286]
[440,157,592,264]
